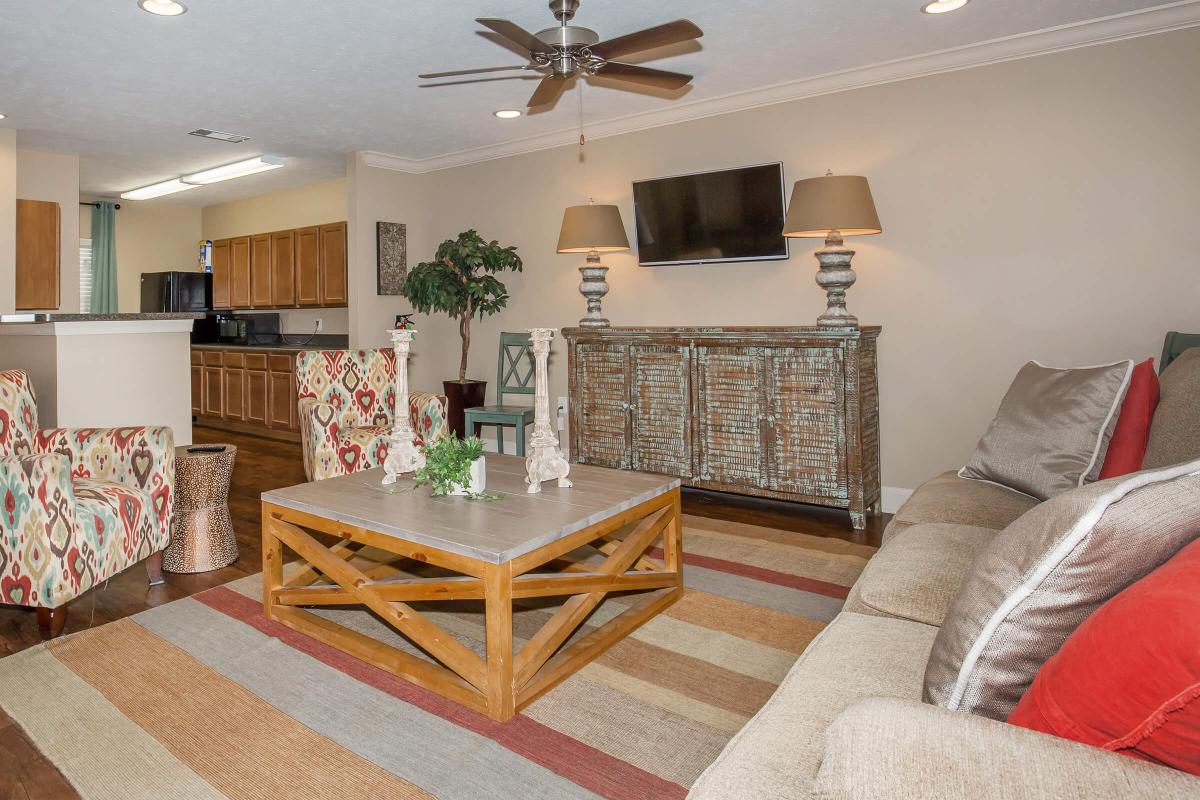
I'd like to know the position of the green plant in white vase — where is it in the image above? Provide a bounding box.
[414,436,496,499]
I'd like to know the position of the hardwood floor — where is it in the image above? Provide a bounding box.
[0,426,886,799]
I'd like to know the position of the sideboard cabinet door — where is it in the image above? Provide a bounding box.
[695,347,767,488]
[764,346,848,501]
[573,343,631,469]
[630,344,692,478]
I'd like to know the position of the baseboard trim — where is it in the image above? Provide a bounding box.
[881,486,914,515]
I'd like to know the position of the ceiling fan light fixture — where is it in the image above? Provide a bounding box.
[138,0,188,16]
[494,109,523,119]
[921,0,969,13]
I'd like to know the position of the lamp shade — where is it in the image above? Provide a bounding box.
[557,204,630,253]
[782,175,882,238]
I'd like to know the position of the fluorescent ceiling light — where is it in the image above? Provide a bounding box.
[138,0,187,16]
[120,179,199,200]
[182,155,284,185]
[494,109,522,119]
[922,0,969,13]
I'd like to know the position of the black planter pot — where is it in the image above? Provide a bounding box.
[443,379,487,439]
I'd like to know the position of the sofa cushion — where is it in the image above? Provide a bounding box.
[1144,348,1200,469]
[74,479,163,586]
[686,612,937,800]
[924,459,1200,720]
[884,470,1038,544]
[959,360,1132,500]
[844,523,997,626]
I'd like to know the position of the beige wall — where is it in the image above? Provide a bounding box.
[81,200,202,313]
[348,28,1200,493]
[16,149,80,312]
[201,178,350,334]
[0,130,15,314]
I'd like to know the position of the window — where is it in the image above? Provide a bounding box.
[79,238,93,311]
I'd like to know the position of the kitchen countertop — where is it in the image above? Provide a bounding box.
[1,312,205,323]
[192,335,349,353]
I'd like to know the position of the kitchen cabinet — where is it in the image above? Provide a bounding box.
[15,199,61,310]
[318,222,348,307]
[295,226,320,307]
[211,239,231,309]
[192,346,300,442]
[250,233,272,308]
[269,229,296,307]
[206,221,346,310]
[230,237,251,308]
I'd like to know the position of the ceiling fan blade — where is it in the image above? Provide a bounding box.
[420,75,541,88]
[589,19,703,61]
[528,75,570,107]
[476,18,555,56]
[419,65,531,79]
[593,62,692,90]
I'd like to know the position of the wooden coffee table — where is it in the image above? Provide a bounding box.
[260,455,682,721]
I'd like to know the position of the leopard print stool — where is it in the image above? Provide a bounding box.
[164,444,238,573]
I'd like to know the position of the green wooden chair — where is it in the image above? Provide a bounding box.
[464,332,536,456]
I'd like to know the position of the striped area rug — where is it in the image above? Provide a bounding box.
[0,514,874,800]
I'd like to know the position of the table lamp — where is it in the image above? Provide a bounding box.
[782,172,882,327]
[557,202,630,329]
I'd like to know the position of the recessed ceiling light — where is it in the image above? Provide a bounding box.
[922,0,969,13]
[182,155,284,185]
[120,179,198,201]
[138,0,187,16]
[494,109,522,119]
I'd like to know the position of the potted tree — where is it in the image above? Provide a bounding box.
[402,230,523,437]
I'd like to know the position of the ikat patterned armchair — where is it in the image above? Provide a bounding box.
[0,370,174,638]
[295,349,449,482]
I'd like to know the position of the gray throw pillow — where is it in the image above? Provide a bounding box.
[924,458,1200,719]
[959,360,1132,500]
[1143,348,1200,469]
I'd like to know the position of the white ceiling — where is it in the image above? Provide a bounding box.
[0,0,1183,205]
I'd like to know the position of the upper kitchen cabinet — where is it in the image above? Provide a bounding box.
[249,233,272,307]
[211,238,232,309]
[294,226,320,307]
[206,221,346,310]
[230,236,252,308]
[15,199,61,310]
[318,222,347,307]
[269,229,296,307]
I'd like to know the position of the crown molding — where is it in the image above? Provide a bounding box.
[362,1,1200,175]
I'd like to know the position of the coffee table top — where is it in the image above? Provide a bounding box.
[261,454,680,564]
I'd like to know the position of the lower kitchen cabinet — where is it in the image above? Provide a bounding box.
[191,347,301,442]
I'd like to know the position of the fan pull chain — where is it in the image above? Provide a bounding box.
[578,81,586,147]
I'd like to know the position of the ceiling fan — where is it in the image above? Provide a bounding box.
[419,0,703,109]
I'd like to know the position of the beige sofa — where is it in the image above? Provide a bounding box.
[689,350,1200,800]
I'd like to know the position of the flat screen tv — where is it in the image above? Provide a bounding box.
[632,163,789,266]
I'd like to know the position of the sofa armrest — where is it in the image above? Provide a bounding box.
[34,427,174,536]
[0,453,82,607]
[815,697,1200,800]
[297,398,341,481]
[410,391,448,444]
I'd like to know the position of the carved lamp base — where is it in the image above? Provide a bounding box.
[814,231,859,328]
[382,435,424,485]
[578,251,610,329]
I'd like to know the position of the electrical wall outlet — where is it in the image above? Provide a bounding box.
[315,318,323,332]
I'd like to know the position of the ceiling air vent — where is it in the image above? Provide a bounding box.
[188,129,251,144]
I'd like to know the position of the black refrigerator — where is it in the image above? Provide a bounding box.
[140,271,212,313]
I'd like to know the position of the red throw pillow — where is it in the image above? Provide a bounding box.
[1008,537,1200,773]
[1098,358,1159,479]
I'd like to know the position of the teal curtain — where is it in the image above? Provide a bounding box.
[90,201,118,313]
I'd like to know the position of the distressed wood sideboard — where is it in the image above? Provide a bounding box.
[562,326,881,529]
